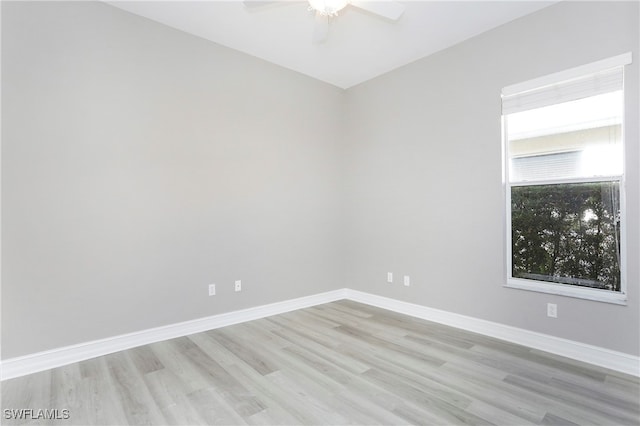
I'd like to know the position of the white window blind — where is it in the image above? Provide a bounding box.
[501,52,632,115]
[502,68,623,115]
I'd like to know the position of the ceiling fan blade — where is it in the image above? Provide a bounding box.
[349,1,405,20]
[312,12,328,43]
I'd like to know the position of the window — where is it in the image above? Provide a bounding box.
[502,54,631,304]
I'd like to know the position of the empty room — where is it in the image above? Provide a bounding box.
[1,0,639,425]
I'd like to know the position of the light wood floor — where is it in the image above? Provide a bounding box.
[2,300,639,425]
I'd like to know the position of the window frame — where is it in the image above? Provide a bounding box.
[502,53,631,305]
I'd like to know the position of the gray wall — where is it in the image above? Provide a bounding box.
[1,1,345,358]
[2,1,639,360]
[343,1,640,356]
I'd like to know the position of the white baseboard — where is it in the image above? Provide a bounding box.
[345,289,640,377]
[0,289,347,381]
[2,287,638,380]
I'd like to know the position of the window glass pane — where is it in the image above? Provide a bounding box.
[507,91,623,182]
[511,151,581,182]
[511,182,621,291]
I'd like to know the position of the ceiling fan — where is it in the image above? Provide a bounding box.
[243,0,405,43]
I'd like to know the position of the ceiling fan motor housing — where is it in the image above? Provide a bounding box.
[308,0,349,16]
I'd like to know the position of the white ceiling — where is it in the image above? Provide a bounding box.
[108,1,556,89]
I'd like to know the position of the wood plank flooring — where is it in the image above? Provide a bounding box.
[2,300,639,425]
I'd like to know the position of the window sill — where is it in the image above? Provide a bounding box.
[505,278,627,305]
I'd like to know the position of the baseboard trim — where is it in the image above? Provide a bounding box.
[0,289,347,381]
[2,287,638,380]
[345,289,640,377]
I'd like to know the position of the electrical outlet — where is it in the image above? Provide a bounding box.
[403,275,410,286]
[547,303,557,318]
[235,280,242,292]
[387,272,393,283]
[208,284,216,296]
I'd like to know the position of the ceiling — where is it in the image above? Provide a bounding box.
[108,1,556,89]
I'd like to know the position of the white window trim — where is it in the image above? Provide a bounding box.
[509,175,621,187]
[502,54,631,305]
[504,278,627,305]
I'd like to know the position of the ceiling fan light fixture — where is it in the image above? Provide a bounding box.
[308,0,349,16]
